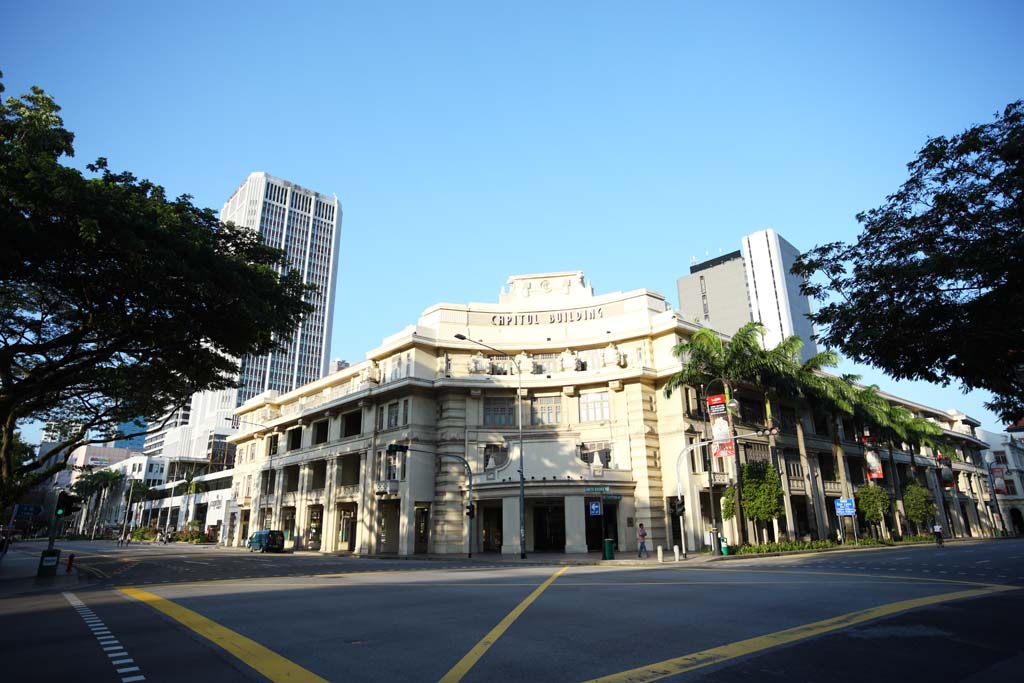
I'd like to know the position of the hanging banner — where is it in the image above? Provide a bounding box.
[707,394,735,459]
[992,467,1007,494]
[865,449,884,480]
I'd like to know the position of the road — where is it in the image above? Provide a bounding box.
[1,538,1022,682]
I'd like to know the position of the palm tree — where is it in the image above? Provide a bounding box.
[767,349,853,540]
[666,321,832,544]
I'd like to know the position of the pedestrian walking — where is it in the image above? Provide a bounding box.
[932,522,944,547]
[116,535,123,548]
[637,523,649,559]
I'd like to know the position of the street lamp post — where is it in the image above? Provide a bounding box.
[455,334,527,559]
[701,379,743,548]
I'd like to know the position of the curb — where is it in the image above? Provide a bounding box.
[705,537,993,561]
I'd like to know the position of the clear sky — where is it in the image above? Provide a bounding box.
[4,1,1022,442]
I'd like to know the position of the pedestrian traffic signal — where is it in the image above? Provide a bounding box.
[465,504,475,518]
[753,427,780,437]
[668,497,685,515]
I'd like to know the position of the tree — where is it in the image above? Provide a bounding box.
[903,480,936,534]
[855,482,891,538]
[793,100,1024,422]
[0,75,313,511]
[740,460,786,543]
[665,321,802,543]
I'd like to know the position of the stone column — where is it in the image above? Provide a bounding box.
[294,463,310,549]
[564,495,587,554]
[323,457,338,552]
[501,495,522,556]
[358,452,373,555]
[271,468,284,530]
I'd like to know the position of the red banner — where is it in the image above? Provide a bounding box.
[865,449,884,480]
[707,394,735,459]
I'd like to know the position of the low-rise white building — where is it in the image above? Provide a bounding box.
[980,429,1024,534]
[220,273,994,556]
[133,469,234,539]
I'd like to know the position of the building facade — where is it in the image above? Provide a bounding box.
[220,272,995,556]
[980,429,1024,535]
[677,229,818,362]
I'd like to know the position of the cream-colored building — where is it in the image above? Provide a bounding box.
[224,272,995,555]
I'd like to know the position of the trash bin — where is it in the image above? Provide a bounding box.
[602,538,615,560]
[719,536,729,556]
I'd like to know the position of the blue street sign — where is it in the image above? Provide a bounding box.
[834,498,856,516]
[589,501,603,516]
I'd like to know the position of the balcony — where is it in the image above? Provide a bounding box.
[375,480,399,496]
[788,477,806,493]
[336,484,360,498]
[823,481,843,495]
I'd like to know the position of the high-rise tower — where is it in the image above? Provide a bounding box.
[221,172,342,405]
[677,229,818,362]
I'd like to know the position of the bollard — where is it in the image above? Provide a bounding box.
[657,545,664,563]
[673,545,680,562]
[66,552,75,574]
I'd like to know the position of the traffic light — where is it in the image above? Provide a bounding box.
[465,503,476,518]
[55,491,80,517]
[668,497,685,515]
[753,427,780,437]
[386,444,409,455]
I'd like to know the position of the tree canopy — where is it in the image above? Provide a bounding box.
[0,75,314,510]
[793,101,1024,422]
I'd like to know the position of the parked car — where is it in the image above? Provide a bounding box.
[247,529,285,553]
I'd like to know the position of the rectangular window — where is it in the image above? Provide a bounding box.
[401,399,409,426]
[313,420,329,445]
[579,441,612,467]
[267,434,279,457]
[405,353,412,377]
[579,391,609,422]
[387,402,399,429]
[483,444,509,469]
[531,396,561,426]
[1005,478,1018,495]
[376,406,384,431]
[288,427,302,451]
[784,450,802,478]
[342,410,361,437]
[484,397,515,426]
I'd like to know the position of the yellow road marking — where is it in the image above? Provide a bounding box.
[439,566,569,683]
[583,584,1017,683]
[662,565,1006,588]
[118,586,328,682]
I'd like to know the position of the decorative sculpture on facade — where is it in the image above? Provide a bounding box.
[559,348,582,372]
[603,342,625,368]
[515,351,534,375]
[468,352,491,375]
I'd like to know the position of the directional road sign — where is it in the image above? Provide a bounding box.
[589,501,603,516]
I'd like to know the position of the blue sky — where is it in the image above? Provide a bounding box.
[4,2,1022,441]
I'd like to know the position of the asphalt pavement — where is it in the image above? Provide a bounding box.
[1,538,1021,682]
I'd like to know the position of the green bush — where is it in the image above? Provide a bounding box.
[735,539,837,554]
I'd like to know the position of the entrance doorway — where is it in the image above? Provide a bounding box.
[585,498,618,550]
[307,505,323,550]
[1011,508,1023,535]
[239,510,250,545]
[378,500,400,553]
[414,506,430,554]
[337,504,358,552]
[533,502,565,552]
[481,504,502,552]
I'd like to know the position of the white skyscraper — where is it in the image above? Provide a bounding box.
[677,228,818,362]
[144,172,341,465]
[222,172,342,405]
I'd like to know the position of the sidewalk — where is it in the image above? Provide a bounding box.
[0,545,87,598]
